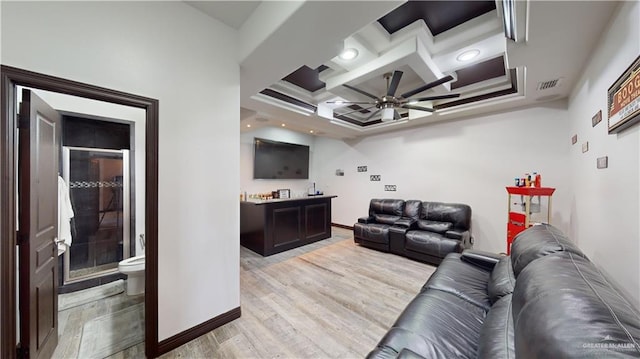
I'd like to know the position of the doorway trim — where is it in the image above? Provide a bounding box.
[1,65,160,358]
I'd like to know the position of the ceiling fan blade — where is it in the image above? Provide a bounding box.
[326,101,377,104]
[400,75,455,99]
[402,104,436,113]
[363,108,383,122]
[387,71,404,96]
[343,84,379,100]
[337,105,378,117]
[407,93,461,102]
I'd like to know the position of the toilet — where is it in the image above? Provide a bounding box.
[118,255,145,295]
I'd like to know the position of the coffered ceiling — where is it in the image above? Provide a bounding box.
[186,1,619,139]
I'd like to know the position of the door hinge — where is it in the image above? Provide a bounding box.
[18,113,28,129]
[16,345,29,359]
[17,231,27,245]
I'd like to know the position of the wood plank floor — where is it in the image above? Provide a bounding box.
[160,227,436,358]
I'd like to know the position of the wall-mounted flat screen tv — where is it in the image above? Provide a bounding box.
[253,138,309,179]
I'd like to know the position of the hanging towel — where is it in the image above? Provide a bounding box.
[58,176,74,255]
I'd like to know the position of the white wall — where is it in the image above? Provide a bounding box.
[1,1,240,341]
[240,127,317,197]
[312,101,571,255]
[567,1,640,308]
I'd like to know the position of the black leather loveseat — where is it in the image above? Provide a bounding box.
[353,199,473,265]
[367,224,640,358]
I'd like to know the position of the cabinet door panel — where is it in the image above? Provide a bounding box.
[305,203,329,240]
[272,207,302,247]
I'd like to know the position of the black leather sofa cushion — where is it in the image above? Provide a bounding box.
[405,231,461,259]
[513,252,640,358]
[416,220,452,233]
[510,223,587,277]
[368,290,486,359]
[403,200,421,220]
[353,223,390,244]
[421,202,471,229]
[477,294,515,359]
[488,256,515,304]
[421,253,492,310]
[374,214,401,225]
[370,198,405,216]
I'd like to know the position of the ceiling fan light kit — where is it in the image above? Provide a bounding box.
[327,70,461,121]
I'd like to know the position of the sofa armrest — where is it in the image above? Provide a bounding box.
[444,229,468,240]
[461,249,503,271]
[358,216,374,224]
[445,229,473,250]
[393,217,417,229]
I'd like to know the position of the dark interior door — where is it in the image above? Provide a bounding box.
[18,89,60,359]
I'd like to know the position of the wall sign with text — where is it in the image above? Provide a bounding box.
[608,55,640,134]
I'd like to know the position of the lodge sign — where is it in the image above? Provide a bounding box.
[608,55,640,134]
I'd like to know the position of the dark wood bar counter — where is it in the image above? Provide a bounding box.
[240,195,336,256]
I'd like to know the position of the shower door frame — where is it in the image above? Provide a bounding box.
[62,146,131,284]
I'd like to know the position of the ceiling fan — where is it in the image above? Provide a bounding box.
[328,71,460,121]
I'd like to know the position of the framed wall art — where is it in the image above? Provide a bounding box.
[592,110,602,127]
[278,189,290,199]
[608,55,640,134]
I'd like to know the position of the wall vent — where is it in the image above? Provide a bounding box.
[537,78,563,90]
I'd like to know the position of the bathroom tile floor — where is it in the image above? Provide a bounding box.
[52,284,144,359]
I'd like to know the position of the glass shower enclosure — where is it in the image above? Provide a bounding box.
[62,147,131,284]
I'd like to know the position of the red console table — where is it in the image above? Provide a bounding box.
[506,186,555,254]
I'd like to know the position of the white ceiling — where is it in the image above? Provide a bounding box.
[185,1,620,140]
[184,1,260,30]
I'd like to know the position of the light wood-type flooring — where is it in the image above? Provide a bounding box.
[52,227,436,358]
[160,227,436,358]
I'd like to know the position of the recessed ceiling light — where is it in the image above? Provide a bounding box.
[339,48,358,61]
[456,49,480,62]
[309,130,314,134]
[281,123,286,127]
[246,124,251,128]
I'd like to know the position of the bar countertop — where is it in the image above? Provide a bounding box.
[242,194,337,205]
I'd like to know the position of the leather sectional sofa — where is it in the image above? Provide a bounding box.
[353,199,473,265]
[367,224,640,358]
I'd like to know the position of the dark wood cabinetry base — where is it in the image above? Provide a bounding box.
[240,196,336,256]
